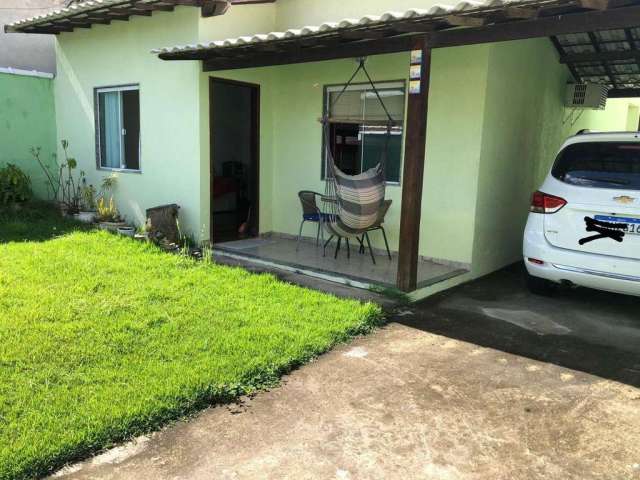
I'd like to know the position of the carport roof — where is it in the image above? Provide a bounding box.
[153,0,640,96]
[553,28,640,97]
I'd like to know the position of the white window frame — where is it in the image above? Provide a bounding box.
[324,81,406,186]
[95,84,141,173]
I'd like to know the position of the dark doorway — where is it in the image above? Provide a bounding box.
[210,78,260,244]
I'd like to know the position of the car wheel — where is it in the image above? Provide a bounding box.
[525,272,557,296]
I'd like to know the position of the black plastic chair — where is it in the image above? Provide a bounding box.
[358,199,393,260]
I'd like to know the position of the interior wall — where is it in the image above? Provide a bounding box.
[211,82,252,175]
[0,72,56,199]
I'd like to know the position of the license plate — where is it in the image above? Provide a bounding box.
[595,215,640,235]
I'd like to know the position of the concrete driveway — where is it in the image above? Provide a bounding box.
[53,265,640,480]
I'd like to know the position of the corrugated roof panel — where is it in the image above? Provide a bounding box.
[151,0,540,55]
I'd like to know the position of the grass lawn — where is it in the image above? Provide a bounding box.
[0,206,382,480]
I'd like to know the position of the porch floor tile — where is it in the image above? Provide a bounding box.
[214,236,467,290]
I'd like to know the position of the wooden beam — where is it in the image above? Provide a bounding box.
[501,6,539,19]
[167,3,640,66]
[608,88,640,97]
[76,16,111,25]
[61,21,92,28]
[443,14,487,27]
[340,29,389,40]
[201,35,413,70]
[429,5,640,48]
[559,49,640,63]
[397,37,431,293]
[578,0,639,9]
[578,0,612,10]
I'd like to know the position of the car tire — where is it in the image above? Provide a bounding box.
[525,272,557,296]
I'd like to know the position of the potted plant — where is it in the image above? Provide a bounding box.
[117,225,136,237]
[96,196,126,232]
[75,180,97,223]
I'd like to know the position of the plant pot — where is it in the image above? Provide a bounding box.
[134,232,149,242]
[117,226,136,237]
[74,211,96,223]
[98,221,127,233]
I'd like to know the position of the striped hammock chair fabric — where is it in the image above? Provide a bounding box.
[322,59,394,239]
[324,160,386,237]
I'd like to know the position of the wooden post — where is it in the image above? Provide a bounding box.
[397,37,431,292]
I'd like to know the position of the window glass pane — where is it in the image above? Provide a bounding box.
[328,90,363,122]
[361,128,403,183]
[324,83,405,183]
[122,90,140,170]
[99,91,122,168]
[362,88,405,123]
[552,142,640,190]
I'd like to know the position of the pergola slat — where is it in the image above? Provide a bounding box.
[5,0,212,34]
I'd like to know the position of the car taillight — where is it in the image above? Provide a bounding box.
[530,191,567,214]
[527,257,545,265]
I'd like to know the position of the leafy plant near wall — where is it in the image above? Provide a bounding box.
[96,196,121,222]
[30,140,86,214]
[79,181,97,212]
[0,163,32,206]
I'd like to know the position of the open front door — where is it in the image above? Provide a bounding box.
[210,78,260,244]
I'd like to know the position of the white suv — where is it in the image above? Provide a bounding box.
[523,132,640,297]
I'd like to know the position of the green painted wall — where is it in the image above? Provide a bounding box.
[52,2,636,286]
[274,0,460,29]
[205,36,632,277]
[471,38,636,277]
[206,44,491,265]
[198,2,276,41]
[0,72,56,199]
[54,7,204,235]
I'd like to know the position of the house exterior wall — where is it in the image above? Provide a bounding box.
[198,2,277,41]
[54,7,205,235]
[0,71,56,198]
[203,37,633,272]
[471,38,638,278]
[49,2,637,289]
[205,44,491,265]
[274,0,455,29]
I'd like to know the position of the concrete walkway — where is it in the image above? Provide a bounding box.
[53,266,640,480]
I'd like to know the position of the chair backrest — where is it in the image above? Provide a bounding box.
[332,165,385,231]
[375,199,392,225]
[298,191,320,217]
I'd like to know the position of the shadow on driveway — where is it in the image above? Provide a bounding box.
[400,263,640,388]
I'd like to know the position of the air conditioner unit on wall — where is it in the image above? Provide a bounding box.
[565,83,609,110]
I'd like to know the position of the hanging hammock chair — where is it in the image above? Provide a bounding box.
[322,58,396,253]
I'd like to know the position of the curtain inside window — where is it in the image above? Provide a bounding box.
[99,91,122,168]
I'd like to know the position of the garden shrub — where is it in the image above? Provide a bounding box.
[0,163,32,206]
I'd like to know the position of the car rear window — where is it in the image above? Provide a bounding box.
[552,141,640,190]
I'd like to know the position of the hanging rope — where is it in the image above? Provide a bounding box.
[322,58,396,236]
